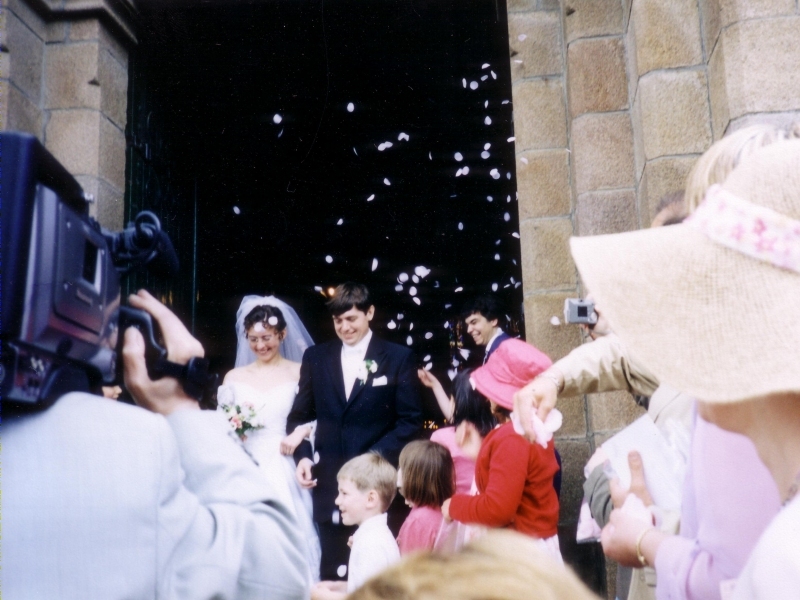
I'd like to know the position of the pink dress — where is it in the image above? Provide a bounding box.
[430,426,475,495]
[397,505,444,555]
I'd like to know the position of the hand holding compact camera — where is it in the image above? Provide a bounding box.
[564,298,598,326]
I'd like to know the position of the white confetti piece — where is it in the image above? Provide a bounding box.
[462,78,467,88]
[454,286,463,292]
[507,195,512,202]
[454,152,463,161]
[425,332,433,340]
[514,59,523,64]
[511,276,516,283]
[371,258,378,271]
[407,336,413,346]
[314,286,323,292]
[481,151,490,159]
[507,136,516,142]
[512,232,520,238]
[459,349,471,360]
[482,63,490,69]
[512,259,518,265]
[337,218,343,225]
[484,100,489,108]
[491,71,497,79]
[469,81,478,90]
[550,316,561,326]
[424,354,432,361]
[337,565,347,578]
[455,168,463,177]
[490,169,500,179]
[325,255,333,263]
[462,166,470,175]
[487,195,493,202]
[253,322,265,332]
[413,297,421,305]
[445,303,452,309]
[481,75,488,81]
[278,128,284,138]
[507,172,511,179]
[314,451,321,464]
[458,222,464,230]
[515,282,522,288]
[367,194,375,201]
[502,99,509,104]
[484,143,491,150]
[399,272,409,282]
[388,320,397,329]
[484,116,492,125]
[398,132,409,141]
[415,266,431,278]
[518,34,527,41]
[353,147,358,155]
[397,313,404,320]
[504,212,510,222]
[273,114,282,124]
[395,284,403,292]
[494,254,500,260]
[520,157,528,164]
[378,143,387,151]
[347,102,354,112]
[444,321,450,328]
[409,286,418,296]
[383,178,391,186]
[492,283,498,291]
[429,152,432,160]
[447,369,457,381]
[425,362,433,370]
[233,206,241,215]
[495,239,501,245]
[409,323,414,331]
[452,358,459,368]
[412,275,419,283]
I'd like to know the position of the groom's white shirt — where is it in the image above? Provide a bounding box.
[342,329,373,398]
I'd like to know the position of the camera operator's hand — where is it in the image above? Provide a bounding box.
[513,370,561,443]
[123,290,204,415]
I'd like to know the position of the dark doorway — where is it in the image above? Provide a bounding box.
[128,0,523,415]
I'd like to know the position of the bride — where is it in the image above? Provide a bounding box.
[217,295,321,582]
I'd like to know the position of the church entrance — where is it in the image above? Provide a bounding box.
[127,0,523,417]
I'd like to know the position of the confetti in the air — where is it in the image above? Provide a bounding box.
[429,152,432,160]
[233,206,241,215]
[347,102,355,112]
[454,286,463,292]
[409,286,418,296]
[444,321,450,329]
[415,266,431,278]
[502,99,509,104]
[550,316,561,326]
[388,320,397,329]
[518,34,527,41]
[454,152,463,161]
[367,194,375,201]
[273,114,282,124]
[447,369,457,381]
[487,195,493,202]
[413,297,421,305]
[412,275,419,284]
[507,172,511,179]
[481,75,488,81]
[337,218,343,225]
[462,78,467,88]
[484,100,489,108]
[494,254,500,260]
[492,283,498,291]
[491,71,497,79]
[278,129,284,138]
[325,255,333,263]
[383,178,391,186]
[458,222,464,230]
[425,332,433,340]
[507,136,516,142]
[481,151,490,159]
[469,81,478,90]
[512,232,520,238]
[484,116,492,125]
[398,313,404,320]
[507,195,512,202]
[455,168,463,177]
[482,63,490,69]
[490,169,500,179]
[407,336,413,346]
[337,565,347,578]
[425,362,433,370]
[372,258,378,271]
[424,354,432,361]
[514,59,523,64]
[353,147,358,155]
[484,143,491,150]
[504,212,511,222]
[520,157,529,164]
[409,323,414,331]
[378,142,394,151]
[459,349,471,360]
[462,166,470,175]
[399,272,409,282]
[398,132,410,141]
[314,286,323,292]
[395,284,403,292]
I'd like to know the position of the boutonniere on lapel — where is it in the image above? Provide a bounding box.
[357,359,379,385]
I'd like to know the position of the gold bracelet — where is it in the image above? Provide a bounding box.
[635,527,655,567]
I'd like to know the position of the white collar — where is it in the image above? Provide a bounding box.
[343,329,373,355]
[486,328,504,350]
[353,512,388,539]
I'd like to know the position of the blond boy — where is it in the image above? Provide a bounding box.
[311,453,400,600]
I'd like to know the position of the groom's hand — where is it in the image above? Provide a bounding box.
[296,458,317,489]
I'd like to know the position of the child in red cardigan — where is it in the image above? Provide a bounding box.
[442,339,562,563]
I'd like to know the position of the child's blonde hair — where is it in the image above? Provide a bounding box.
[348,530,599,600]
[338,452,397,512]
[398,440,455,508]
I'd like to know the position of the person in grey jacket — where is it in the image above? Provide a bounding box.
[3,290,309,599]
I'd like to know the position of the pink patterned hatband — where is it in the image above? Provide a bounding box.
[685,184,800,275]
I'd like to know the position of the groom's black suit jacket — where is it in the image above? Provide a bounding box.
[287,334,423,523]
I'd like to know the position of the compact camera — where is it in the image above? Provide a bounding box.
[563,298,597,325]
[0,132,215,410]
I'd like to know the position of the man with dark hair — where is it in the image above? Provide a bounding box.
[287,282,423,581]
[461,295,511,364]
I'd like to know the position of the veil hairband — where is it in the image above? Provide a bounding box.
[235,295,314,367]
[686,184,800,275]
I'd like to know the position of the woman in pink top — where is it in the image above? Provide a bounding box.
[396,440,456,554]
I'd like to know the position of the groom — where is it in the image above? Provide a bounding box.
[287,282,422,580]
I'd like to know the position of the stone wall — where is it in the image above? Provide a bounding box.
[2,0,135,230]
[509,0,800,596]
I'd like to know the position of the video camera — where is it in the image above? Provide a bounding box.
[1,132,216,411]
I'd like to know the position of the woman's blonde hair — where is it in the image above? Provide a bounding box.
[347,530,599,600]
[684,124,798,212]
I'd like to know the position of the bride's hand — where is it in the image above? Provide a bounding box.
[280,426,309,455]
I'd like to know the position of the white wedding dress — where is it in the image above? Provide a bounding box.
[217,381,321,583]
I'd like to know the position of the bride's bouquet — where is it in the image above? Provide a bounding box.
[218,396,265,439]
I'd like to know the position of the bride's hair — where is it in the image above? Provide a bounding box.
[243,305,287,335]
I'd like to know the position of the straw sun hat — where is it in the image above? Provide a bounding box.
[570,139,800,404]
